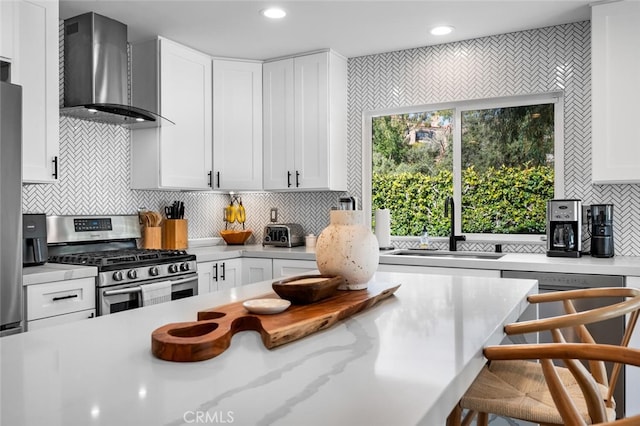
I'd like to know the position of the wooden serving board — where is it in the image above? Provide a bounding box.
[151,281,401,362]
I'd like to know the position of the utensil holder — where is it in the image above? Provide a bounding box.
[163,219,188,249]
[143,227,162,249]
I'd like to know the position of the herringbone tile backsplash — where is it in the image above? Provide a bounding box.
[23,20,640,255]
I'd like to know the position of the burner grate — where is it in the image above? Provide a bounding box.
[48,248,194,270]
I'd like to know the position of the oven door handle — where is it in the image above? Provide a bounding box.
[102,276,197,297]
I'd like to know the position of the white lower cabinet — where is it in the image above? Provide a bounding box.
[626,276,640,416]
[242,258,272,284]
[25,277,95,331]
[197,258,242,294]
[376,263,501,278]
[198,258,275,294]
[272,258,318,279]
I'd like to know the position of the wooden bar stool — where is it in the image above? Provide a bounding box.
[481,344,640,426]
[447,287,640,426]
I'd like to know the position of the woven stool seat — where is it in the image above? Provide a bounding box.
[462,359,616,425]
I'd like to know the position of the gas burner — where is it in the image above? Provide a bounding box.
[49,248,194,270]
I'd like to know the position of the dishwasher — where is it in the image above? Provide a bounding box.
[501,270,626,419]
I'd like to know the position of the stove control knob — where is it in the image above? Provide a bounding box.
[112,271,124,282]
[180,262,190,272]
[149,266,160,276]
[127,269,138,280]
[168,264,179,273]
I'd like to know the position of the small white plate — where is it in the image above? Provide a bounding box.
[243,298,291,315]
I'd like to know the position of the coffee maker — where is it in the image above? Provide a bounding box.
[590,204,615,257]
[546,199,582,258]
[23,213,48,266]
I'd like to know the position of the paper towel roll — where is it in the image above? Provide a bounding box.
[374,209,391,248]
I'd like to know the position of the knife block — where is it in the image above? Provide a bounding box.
[163,220,188,249]
[143,227,162,249]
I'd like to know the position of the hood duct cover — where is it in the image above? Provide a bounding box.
[61,12,172,128]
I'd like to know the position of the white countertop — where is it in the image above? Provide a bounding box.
[21,244,640,288]
[22,263,97,286]
[0,271,536,426]
[188,244,640,276]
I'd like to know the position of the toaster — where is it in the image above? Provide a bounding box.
[263,223,305,247]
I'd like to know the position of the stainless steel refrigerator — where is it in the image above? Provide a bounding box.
[0,81,23,336]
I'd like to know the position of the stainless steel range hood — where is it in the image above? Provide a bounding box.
[61,12,172,128]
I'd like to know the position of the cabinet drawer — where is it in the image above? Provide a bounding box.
[27,309,96,331]
[26,277,95,321]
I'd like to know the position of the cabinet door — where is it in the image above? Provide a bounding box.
[159,38,212,189]
[293,52,329,190]
[15,0,59,183]
[27,309,95,331]
[241,258,272,284]
[377,263,500,277]
[212,60,263,191]
[197,261,215,294]
[592,1,640,184]
[272,259,317,279]
[218,258,241,291]
[263,58,295,190]
[0,0,14,61]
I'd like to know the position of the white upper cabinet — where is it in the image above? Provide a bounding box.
[0,1,15,61]
[263,50,347,191]
[212,59,263,191]
[591,0,640,184]
[130,37,212,190]
[14,0,59,183]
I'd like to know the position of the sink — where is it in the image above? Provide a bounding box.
[387,249,505,260]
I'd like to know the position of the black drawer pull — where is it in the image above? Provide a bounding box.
[52,294,78,302]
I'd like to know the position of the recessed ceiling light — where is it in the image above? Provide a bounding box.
[430,25,454,36]
[261,7,286,19]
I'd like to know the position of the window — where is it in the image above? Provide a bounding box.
[365,93,563,241]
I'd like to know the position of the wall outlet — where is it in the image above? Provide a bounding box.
[582,205,591,225]
[270,208,278,223]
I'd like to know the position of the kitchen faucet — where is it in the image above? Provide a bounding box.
[444,196,466,251]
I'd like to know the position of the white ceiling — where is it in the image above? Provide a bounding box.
[59,1,593,60]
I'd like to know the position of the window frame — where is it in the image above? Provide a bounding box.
[362,92,564,244]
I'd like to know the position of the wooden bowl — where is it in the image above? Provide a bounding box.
[272,275,343,305]
[220,229,252,245]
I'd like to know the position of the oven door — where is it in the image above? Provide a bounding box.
[99,273,198,316]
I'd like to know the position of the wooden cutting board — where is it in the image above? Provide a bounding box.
[151,281,401,362]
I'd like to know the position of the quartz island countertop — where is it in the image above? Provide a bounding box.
[1,271,536,425]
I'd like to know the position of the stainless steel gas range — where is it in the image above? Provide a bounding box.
[47,215,198,316]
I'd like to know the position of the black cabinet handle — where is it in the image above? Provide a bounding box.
[221,262,226,281]
[296,171,300,187]
[52,294,78,302]
[287,171,292,188]
[207,171,212,187]
[52,156,58,179]
[216,171,220,188]
[213,263,219,282]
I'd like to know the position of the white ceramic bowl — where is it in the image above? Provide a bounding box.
[242,298,291,315]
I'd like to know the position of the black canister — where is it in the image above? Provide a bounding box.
[590,204,614,257]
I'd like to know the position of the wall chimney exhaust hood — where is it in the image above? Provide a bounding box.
[61,12,172,128]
